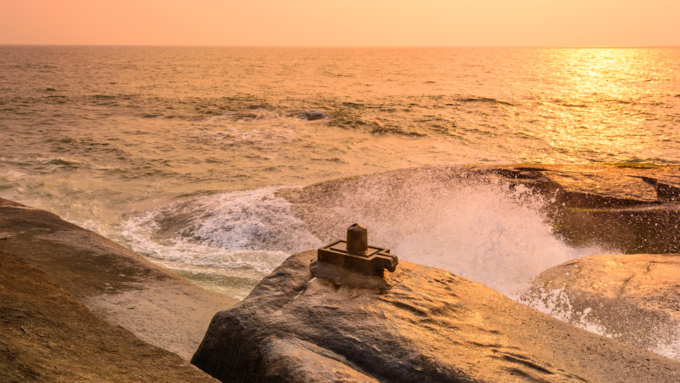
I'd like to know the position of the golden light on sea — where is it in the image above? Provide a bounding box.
[525,48,665,163]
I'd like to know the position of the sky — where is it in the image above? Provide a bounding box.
[1,0,679,47]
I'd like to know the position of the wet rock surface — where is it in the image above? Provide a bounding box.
[0,197,238,380]
[492,164,680,253]
[0,250,218,383]
[520,253,680,357]
[192,251,680,383]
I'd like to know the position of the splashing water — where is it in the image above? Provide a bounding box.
[121,175,604,298]
[371,182,598,295]
[120,187,321,298]
[520,288,680,361]
[289,174,606,295]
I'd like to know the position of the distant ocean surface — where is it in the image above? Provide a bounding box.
[1,46,680,300]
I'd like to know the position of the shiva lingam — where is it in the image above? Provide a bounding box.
[317,224,398,275]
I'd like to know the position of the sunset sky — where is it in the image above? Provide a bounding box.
[1,0,679,47]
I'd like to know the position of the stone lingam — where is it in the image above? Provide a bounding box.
[316,223,398,276]
[311,224,399,290]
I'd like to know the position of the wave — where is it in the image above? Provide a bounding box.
[36,157,81,167]
[133,186,321,253]
[120,187,321,298]
[124,170,605,296]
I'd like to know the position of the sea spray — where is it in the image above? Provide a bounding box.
[121,171,604,297]
[280,170,605,295]
[120,187,320,298]
[519,287,680,361]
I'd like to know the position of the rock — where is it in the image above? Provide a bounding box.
[519,253,680,356]
[0,250,218,383]
[310,260,395,290]
[0,198,238,360]
[494,164,680,253]
[192,251,680,382]
[296,110,327,121]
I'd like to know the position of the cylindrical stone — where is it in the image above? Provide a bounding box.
[346,223,368,253]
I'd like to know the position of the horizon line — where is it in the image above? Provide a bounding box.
[1,44,679,49]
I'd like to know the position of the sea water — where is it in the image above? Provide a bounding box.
[1,46,679,353]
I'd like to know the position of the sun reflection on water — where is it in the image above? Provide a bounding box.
[518,48,672,163]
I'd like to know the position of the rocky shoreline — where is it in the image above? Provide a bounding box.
[2,163,680,381]
[193,251,680,382]
[0,198,236,382]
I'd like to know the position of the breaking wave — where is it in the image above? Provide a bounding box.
[121,173,604,297]
[120,187,321,299]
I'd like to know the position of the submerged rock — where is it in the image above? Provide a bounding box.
[520,253,680,357]
[192,251,680,382]
[296,110,327,121]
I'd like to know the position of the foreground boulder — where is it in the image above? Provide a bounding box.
[519,253,680,356]
[0,198,237,360]
[0,250,218,382]
[192,251,680,382]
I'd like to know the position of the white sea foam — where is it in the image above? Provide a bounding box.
[121,177,602,296]
[191,110,303,151]
[119,187,321,298]
[521,287,680,361]
[191,127,295,147]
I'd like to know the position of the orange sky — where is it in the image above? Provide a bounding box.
[1,0,679,46]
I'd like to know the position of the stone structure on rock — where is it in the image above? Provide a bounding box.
[346,223,368,253]
[317,223,398,276]
[192,251,680,383]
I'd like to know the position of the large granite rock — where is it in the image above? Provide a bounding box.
[192,251,680,382]
[0,198,237,360]
[0,250,218,382]
[492,164,680,253]
[519,253,680,357]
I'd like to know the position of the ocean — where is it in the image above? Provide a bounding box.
[1,46,679,300]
